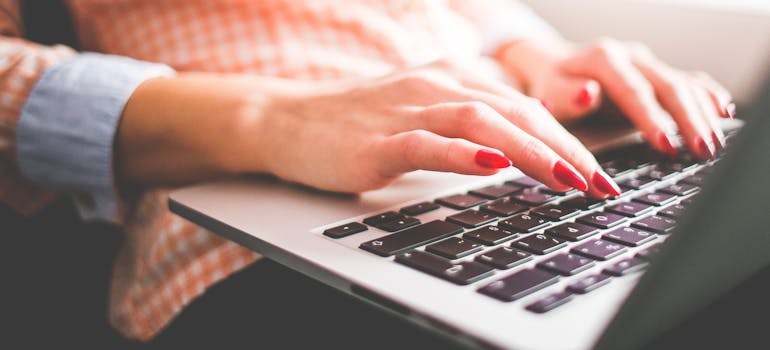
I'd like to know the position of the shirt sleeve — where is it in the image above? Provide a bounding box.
[16,53,175,223]
[449,0,562,56]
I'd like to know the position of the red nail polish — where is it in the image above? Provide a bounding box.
[711,131,725,151]
[576,87,592,106]
[552,160,588,191]
[540,99,553,113]
[475,149,511,169]
[592,171,622,197]
[724,102,736,119]
[697,137,715,160]
[657,132,678,156]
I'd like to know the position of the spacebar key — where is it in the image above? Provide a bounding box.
[360,220,464,257]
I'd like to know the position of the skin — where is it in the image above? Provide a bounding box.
[496,37,733,159]
[117,38,732,199]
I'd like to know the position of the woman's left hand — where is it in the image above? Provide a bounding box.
[496,37,735,160]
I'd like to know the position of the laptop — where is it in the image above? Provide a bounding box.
[168,75,770,349]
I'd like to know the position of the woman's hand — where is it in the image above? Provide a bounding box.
[242,62,621,197]
[496,37,734,160]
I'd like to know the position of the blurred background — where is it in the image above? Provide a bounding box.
[523,0,770,108]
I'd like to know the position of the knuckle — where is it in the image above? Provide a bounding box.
[517,137,545,164]
[400,130,430,169]
[659,77,688,100]
[455,101,492,126]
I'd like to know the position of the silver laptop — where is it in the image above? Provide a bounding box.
[168,77,770,350]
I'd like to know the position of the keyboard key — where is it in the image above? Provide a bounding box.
[572,239,627,261]
[603,227,656,247]
[636,243,663,260]
[435,194,487,210]
[469,184,521,199]
[478,269,559,302]
[475,247,532,269]
[681,173,708,186]
[464,225,518,246]
[601,160,635,177]
[538,187,577,196]
[360,220,463,257]
[545,222,600,241]
[531,204,580,221]
[576,212,626,229]
[605,202,654,217]
[480,198,528,217]
[644,166,678,181]
[499,213,550,233]
[561,196,605,210]
[511,188,557,206]
[363,211,404,226]
[513,234,567,255]
[446,210,497,228]
[618,177,656,190]
[659,183,699,196]
[426,237,483,259]
[632,215,677,234]
[507,176,542,188]
[537,253,595,276]
[632,192,677,206]
[377,216,421,232]
[400,202,440,216]
[396,250,494,285]
[567,273,612,294]
[660,159,698,172]
[658,203,687,218]
[603,257,649,276]
[323,222,368,239]
[526,291,573,313]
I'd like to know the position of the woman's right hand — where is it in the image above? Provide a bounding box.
[242,61,621,197]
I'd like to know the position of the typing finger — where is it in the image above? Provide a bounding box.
[632,55,717,160]
[374,130,508,177]
[414,101,589,193]
[561,39,679,157]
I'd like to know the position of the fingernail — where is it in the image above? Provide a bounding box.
[552,160,588,191]
[475,149,511,169]
[696,137,715,160]
[576,87,592,106]
[592,170,622,197]
[540,99,553,113]
[724,102,736,119]
[657,132,678,156]
[711,131,725,151]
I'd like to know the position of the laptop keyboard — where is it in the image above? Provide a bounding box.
[322,131,736,313]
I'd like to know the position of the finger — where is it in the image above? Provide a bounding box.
[690,71,735,118]
[415,101,589,193]
[632,59,716,160]
[690,84,726,152]
[440,87,620,198]
[436,64,603,122]
[561,41,679,156]
[374,129,507,177]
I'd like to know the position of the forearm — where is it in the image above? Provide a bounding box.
[116,73,328,187]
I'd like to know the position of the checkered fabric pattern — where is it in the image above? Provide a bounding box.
[0,0,532,341]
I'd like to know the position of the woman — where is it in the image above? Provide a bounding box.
[0,0,733,344]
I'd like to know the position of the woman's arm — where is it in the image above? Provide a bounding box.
[118,63,623,198]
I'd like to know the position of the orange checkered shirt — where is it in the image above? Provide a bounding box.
[0,0,555,340]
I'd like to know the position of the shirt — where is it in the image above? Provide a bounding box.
[0,0,558,340]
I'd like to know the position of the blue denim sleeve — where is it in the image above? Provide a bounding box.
[16,52,175,223]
